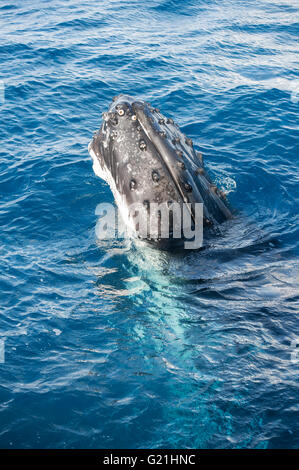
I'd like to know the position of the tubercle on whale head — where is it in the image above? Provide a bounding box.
[88,94,233,246]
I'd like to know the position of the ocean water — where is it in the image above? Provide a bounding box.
[0,0,298,449]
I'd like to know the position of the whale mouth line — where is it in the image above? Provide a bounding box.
[131,102,196,223]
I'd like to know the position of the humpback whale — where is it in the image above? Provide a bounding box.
[88,94,232,249]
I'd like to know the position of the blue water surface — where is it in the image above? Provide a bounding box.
[0,0,298,449]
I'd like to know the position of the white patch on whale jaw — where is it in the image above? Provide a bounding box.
[88,140,108,182]
[88,141,137,236]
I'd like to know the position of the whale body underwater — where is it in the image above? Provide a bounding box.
[88,94,232,249]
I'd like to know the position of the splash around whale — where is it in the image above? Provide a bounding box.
[88,94,232,249]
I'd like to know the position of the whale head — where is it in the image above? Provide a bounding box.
[88,94,231,247]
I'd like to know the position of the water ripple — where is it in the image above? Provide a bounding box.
[0,0,298,450]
